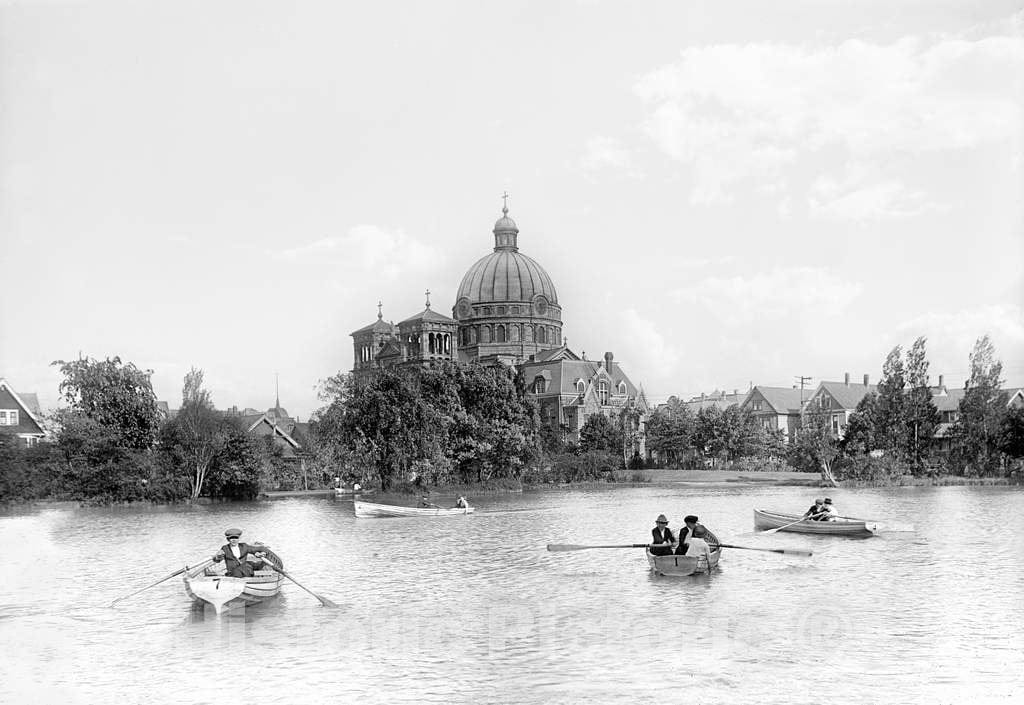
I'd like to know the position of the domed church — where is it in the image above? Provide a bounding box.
[350,199,647,451]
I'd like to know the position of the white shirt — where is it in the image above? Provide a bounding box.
[230,544,241,559]
[685,536,710,556]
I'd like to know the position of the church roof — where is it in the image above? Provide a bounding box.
[456,250,559,305]
[352,316,397,336]
[399,307,456,325]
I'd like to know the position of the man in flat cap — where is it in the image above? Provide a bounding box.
[212,528,268,578]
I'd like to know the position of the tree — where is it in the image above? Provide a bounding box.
[953,335,1007,475]
[875,346,908,458]
[163,368,228,500]
[790,411,840,485]
[645,398,694,467]
[52,356,160,450]
[999,406,1024,459]
[841,392,880,455]
[580,413,623,454]
[903,337,939,471]
[692,406,727,464]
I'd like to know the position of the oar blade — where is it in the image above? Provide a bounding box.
[547,544,590,552]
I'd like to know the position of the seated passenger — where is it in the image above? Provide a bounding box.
[650,514,676,556]
[684,526,713,571]
[819,497,837,521]
[454,495,469,509]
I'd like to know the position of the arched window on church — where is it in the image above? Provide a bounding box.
[444,334,451,354]
[524,325,533,342]
[470,327,478,344]
[481,326,491,343]
[618,382,627,395]
[534,376,546,394]
[538,326,547,344]
[496,325,506,343]
[510,324,520,342]
[599,380,609,405]
[555,329,561,345]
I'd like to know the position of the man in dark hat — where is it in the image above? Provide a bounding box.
[820,497,837,521]
[212,529,267,578]
[803,498,826,520]
[650,514,676,556]
[674,515,701,555]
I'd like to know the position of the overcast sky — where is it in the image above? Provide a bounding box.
[2,0,1022,419]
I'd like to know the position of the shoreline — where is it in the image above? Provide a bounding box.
[3,470,1019,509]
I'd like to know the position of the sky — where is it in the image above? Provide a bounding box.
[1,0,1022,420]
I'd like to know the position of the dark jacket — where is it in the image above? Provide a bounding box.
[651,527,676,545]
[213,542,266,577]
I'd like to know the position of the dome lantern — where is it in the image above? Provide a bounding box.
[493,193,519,251]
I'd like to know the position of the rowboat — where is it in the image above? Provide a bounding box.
[183,548,285,614]
[354,499,475,518]
[334,487,373,497]
[754,509,879,538]
[646,529,721,576]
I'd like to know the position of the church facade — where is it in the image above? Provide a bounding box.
[350,202,647,452]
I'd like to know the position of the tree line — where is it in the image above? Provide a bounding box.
[645,335,1024,482]
[0,357,298,503]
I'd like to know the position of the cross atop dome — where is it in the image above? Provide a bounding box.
[377,300,383,319]
[502,190,510,216]
[425,289,431,309]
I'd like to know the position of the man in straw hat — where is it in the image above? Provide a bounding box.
[212,528,268,578]
[650,514,676,556]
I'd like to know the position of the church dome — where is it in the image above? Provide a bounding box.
[456,250,559,305]
[455,206,558,307]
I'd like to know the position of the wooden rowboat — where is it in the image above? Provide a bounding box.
[646,529,721,576]
[354,499,475,518]
[754,509,878,538]
[334,487,374,497]
[183,549,285,614]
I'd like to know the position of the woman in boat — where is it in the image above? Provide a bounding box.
[683,526,713,569]
[650,514,676,556]
[212,528,268,578]
[674,515,701,554]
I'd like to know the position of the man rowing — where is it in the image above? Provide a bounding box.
[803,498,826,520]
[212,528,268,578]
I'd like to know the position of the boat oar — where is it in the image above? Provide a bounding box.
[260,558,339,608]
[717,543,813,557]
[759,516,810,535]
[546,543,655,552]
[110,558,213,607]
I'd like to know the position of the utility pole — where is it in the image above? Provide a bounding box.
[795,375,813,407]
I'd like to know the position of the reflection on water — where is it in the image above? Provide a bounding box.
[1,485,1023,703]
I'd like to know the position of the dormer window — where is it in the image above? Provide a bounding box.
[576,379,585,394]
[533,376,547,394]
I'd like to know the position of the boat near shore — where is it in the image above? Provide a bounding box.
[754,509,879,538]
[354,499,475,518]
[183,549,285,614]
[646,529,721,576]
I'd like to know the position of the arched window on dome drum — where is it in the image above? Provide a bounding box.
[555,329,561,345]
[538,327,547,344]
[524,325,533,342]
[470,327,477,344]
[510,324,520,342]
[496,325,506,343]
[481,326,491,343]
[599,381,609,406]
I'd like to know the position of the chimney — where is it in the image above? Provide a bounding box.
[863,374,870,386]
[701,393,706,401]
[844,372,850,386]
[733,389,738,396]
[604,351,614,370]
[938,374,944,389]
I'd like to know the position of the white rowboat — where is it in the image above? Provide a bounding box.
[354,499,475,518]
[754,509,878,538]
[183,550,285,614]
[646,529,721,576]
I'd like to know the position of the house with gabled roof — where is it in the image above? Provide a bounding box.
[806,373,877,437]
[741,385,808,442]
[519,347,648,455]
[0,378,46,447]
[683,389,748,414]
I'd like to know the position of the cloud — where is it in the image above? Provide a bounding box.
[895,304,1024,381]
[634,30,1024,211]
[271,224,446,280]
[809,175,946,222]
[579,136,642,179]
[672,267,863,325]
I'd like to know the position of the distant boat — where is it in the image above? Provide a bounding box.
[354,499,475,518]
[183,549,285,614]
[334,486,373,497]
[646,529,721,576]
[754,509,878,538]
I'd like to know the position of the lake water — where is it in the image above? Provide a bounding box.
[2,483,1023,704]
